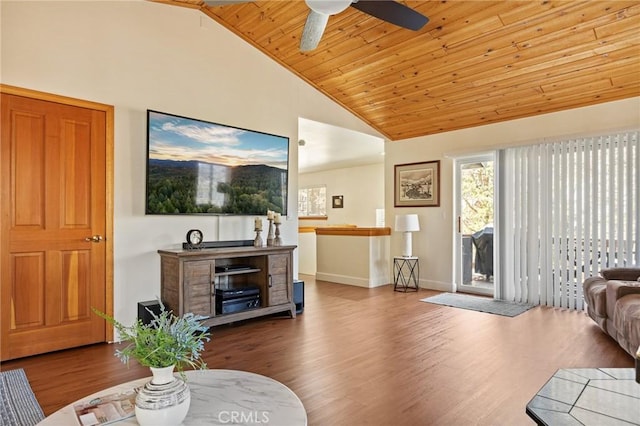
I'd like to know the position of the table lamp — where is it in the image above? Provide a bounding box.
[395,214,420,257]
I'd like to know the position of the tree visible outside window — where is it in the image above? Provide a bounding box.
[298,186,326,217]
[461,162,494,234]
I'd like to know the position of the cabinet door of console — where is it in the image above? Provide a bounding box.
[268,254,290,306]
[184,260,214,316]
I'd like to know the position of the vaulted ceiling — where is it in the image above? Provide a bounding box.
[156,1,640,141]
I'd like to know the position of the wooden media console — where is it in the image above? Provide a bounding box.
[158,245,296,327]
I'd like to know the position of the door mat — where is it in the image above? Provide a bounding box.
[0,368,45,426]
[421,293,535,317]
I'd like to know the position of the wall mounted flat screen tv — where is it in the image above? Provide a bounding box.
[146,110,289,215]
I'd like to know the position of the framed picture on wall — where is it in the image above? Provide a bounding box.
[394,160,440,207]
[332,195,344,208]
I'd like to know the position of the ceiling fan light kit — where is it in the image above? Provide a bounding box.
[305,0,352,15]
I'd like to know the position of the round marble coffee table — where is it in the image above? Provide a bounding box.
[37,369,307,425]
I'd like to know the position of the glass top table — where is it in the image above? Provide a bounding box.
[37,369,307,426]
[526,368,639,425]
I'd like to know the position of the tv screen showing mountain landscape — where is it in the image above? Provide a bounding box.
[146,110,289,215]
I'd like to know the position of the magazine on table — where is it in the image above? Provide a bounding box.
[73,388,139,425]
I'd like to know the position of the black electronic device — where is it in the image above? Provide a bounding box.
[182,240,254,250]
[215,264,253,273]
[146,110,289,216]
[138,300,162,326]
[216,294,261,315]
[293,280,304,314]
[215,286,260,300]
[215,286,261,315]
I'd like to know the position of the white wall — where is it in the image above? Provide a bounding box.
[1,0,383,327]
[385,98,640,291]
[297,231,316,275]
[298,162,384,275]
[299,162,385,226]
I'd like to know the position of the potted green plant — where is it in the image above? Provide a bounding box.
[93,302,210,373]
[93,302,211,426]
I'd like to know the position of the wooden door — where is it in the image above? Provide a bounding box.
[0,87,113,361]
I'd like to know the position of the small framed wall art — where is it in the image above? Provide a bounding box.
[332,195,344,208]
[394,160,440,207]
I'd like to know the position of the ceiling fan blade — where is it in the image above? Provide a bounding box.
[351,1,428,31]
[300,10,330,52]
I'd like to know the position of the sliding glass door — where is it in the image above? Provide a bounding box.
[454,154,498,297]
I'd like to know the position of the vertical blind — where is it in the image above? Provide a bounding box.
[502,131,639,309]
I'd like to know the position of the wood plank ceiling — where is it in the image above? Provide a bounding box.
[155,0,640,141]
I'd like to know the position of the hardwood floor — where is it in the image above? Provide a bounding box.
[1,274,633,425]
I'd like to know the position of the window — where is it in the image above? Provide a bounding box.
[298,186,327,217]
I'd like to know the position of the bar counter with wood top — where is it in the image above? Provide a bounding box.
[314,226,391,287]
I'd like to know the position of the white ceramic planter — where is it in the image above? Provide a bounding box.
[135,366,190,426]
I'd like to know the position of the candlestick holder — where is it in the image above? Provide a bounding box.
[254,228,263,247]
[266,219,274,246]
[274,223,282,246]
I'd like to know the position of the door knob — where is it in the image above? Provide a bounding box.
[85,235,104,243]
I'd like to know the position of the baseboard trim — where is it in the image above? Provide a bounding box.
[315,272,388,288]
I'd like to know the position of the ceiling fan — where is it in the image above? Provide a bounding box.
[203,1,429,52]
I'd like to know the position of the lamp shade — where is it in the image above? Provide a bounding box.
[395,214,420,232]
